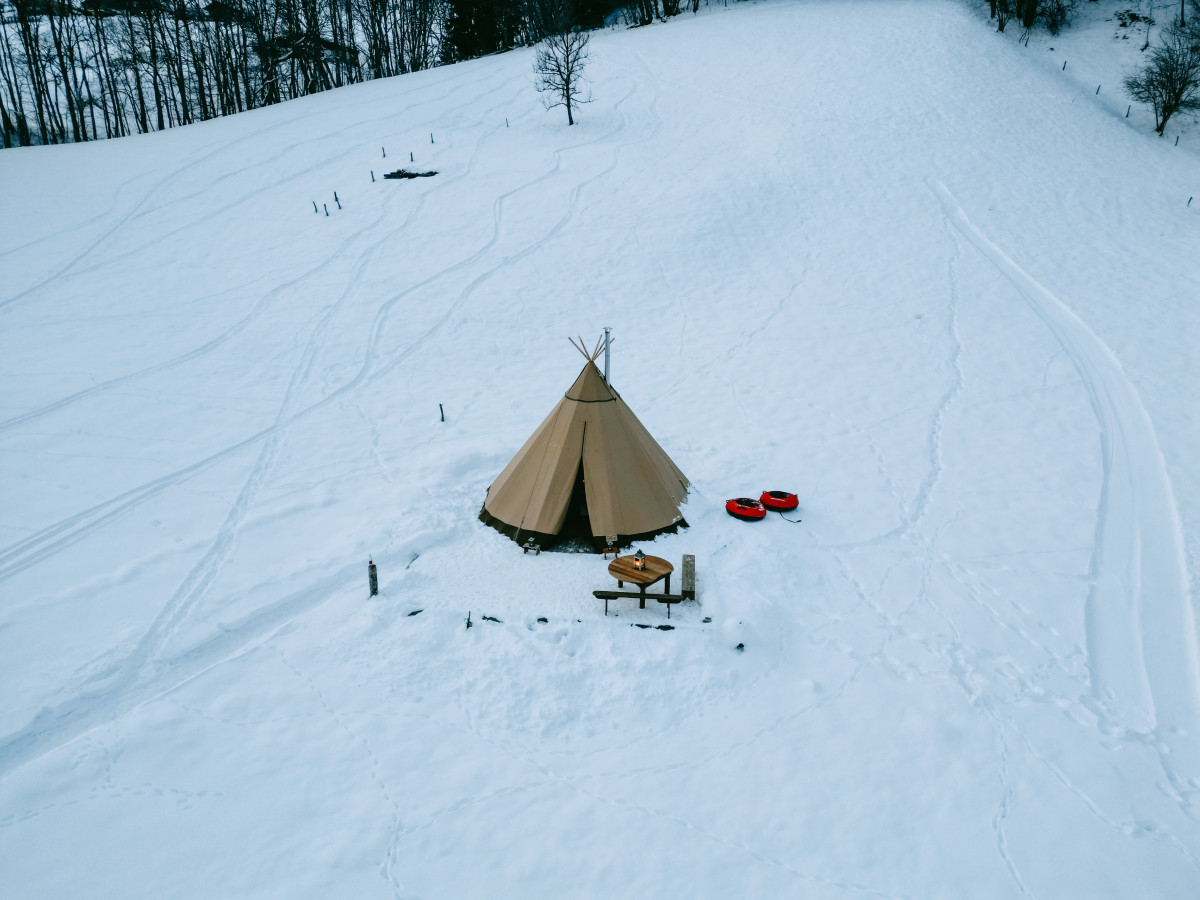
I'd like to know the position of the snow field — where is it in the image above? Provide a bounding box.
[2,1,1199,896]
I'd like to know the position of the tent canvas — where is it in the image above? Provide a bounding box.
[480,359,688,548]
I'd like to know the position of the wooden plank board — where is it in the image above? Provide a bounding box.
[681,554,696,600]
[594,590,683,602]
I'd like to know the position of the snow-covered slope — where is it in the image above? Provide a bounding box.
[2,1,1199,896]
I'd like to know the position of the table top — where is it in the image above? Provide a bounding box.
[608,554,673,585]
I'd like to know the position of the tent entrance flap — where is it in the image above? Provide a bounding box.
[557,461,592,539]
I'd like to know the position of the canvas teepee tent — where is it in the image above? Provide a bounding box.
[480,339,688,549]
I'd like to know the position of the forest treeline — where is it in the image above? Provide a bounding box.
[7,0,1174,149]
[0,0,708,147]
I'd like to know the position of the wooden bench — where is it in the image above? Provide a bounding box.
[681,554,696,601]
[593,590,684,618]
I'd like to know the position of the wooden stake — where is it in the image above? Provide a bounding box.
[368,559,379,596]
[439,403,444,422]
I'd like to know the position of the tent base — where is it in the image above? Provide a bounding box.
[478,507,687,553]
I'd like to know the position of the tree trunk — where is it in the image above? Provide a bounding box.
[0,91,15,148]
[239,27,254,108]
[16,13,51,142]
[86,14,112,137]
[145,14,166,131]
[123,11,151,133]
[98,15,129,137]
[47,12,83,141]
[1021,0,1038,30]
[183,5,210,121]
[0,22,33,144]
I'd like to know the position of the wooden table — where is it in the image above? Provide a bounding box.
[608,555,673,609]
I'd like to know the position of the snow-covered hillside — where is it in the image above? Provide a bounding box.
[3,1,1199,896]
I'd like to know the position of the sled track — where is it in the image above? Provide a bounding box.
[0,58,496,314]
[0,86,525,582]
[932,180,1200,815]
[0,563,357,780]
[0,78,526,435]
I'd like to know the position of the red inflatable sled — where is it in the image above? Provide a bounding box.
[726,498,767,521]
[760,491,799,512]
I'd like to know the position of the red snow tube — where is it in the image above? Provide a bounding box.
[726,498,767,521]
[760,490,799,512]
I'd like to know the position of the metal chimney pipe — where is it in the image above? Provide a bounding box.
[603,326,612,383]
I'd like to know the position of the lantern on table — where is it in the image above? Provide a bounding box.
[633,549,646,571]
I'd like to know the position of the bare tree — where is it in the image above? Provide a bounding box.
[1124,22,1200,134]
[1017,0,1037,30]
[995,0,1013,33]
[990,0,1074,35]
[532,1,589,126]
[1039,0,1074,34]
[627,0,654,25]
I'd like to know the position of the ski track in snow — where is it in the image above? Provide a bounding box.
[0,55,652,787]
[100,79,535,689]
[0,78,533,581]
[0,81,524,435]
[0,564,358,779]
[711,195,1200,879]
[102,222,359,704]
[43,77,525,291]
[932,181,1200,818]
[0,71,528,770]
[0,98,529,579]
[0,59,498,311]
[0,58,647,591]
